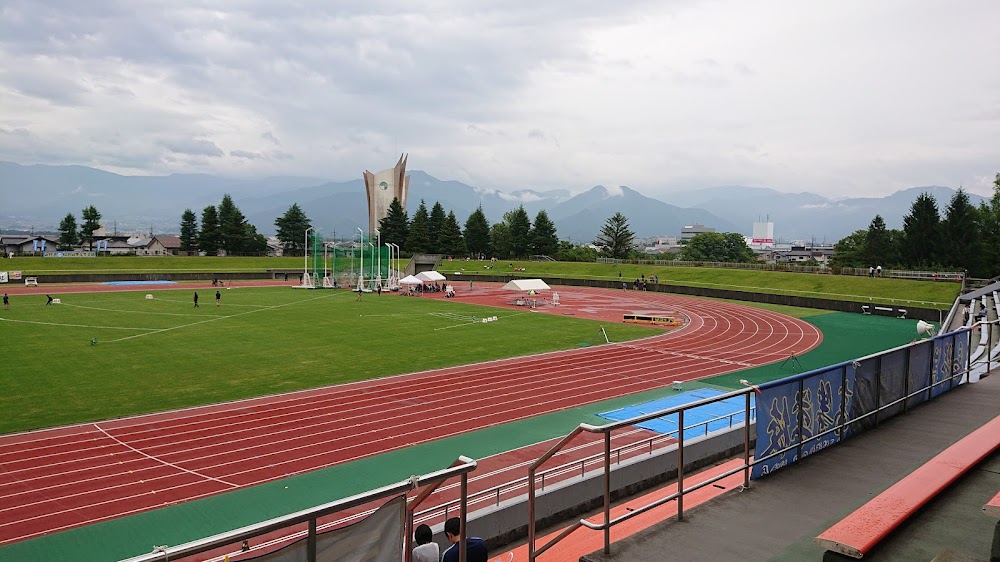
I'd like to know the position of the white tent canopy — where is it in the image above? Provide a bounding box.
[399,275,423,285]
[501,279,550,292]
[416,270,446,282]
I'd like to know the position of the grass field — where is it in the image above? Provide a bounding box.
[2,256,960,308]
[0,286,660,434]
[443,260,961,308]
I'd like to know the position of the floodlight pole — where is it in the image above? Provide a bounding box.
[357,227,364,291]
[376,229,382,289]
[369,243,375,284]
[304,227,314,283]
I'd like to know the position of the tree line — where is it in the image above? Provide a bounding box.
[57,205,103,250]
[831,174,1000,278]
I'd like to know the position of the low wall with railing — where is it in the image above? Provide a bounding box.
[461,422,755,551]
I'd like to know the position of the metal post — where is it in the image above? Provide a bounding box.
[460,473,468,562]
[796,379,805,458]
[902,347,911,414]
[874,357,882,427]
[677,409,685,521]
[743,391,751,489]
[838,365,848,440]
[307,518,317,562]
[603,430,611,554]
[528,468,536,561]
[404,509,414,562]
[949,334,957,391]
[967,328,972,382]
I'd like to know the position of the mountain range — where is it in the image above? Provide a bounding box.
[0,161,986,243]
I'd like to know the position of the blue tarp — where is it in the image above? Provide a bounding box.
[599,388,754,440]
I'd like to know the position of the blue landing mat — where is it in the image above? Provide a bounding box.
[599,388,755,439]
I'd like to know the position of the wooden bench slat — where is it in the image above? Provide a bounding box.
[816,414,1000,558]
[985,489,1000,518]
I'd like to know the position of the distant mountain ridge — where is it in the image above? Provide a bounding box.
[0,161,984,242]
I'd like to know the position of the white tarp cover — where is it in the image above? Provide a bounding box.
[501,279,550,292]
[416,270,446,282]
[246,495,405,562]
[399,275,422,285]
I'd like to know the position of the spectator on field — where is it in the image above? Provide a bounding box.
[3,293,8,310]
[215,290,221,306]
[411,524,439,562]
[868,266,874,278]
[46,294,53,305]
[193,292,199,307]
[441,517,487,562]
[876,264,882,277]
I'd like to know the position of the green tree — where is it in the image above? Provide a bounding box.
[505,206,532,258]
[217,194,250,254]
[901,192,941,267]
[554,240,598,262]
[58,213,79,249]
[427,202,447,254]
[490,222,513,259]
[980,173,1000,277]
[679,232,754,262]
[463,206,491,258]
[179,209,198,252]
[378,198,408,249]
[941,188,981,273]
[199,205,221,256]
[405,200,431,253]
[274,203,312,255]
[80,205,102,251]
[438,211,467,257]
[529,210,559,257]
[829,230,869,270]
[594,212,636,259]
[864,215,891,267]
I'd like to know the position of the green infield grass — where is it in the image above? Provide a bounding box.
[0,286,661,434]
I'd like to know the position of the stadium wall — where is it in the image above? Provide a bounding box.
[447,423,755,551]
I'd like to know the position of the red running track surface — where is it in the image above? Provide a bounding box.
[0,284,821,546]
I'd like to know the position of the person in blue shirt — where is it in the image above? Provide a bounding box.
[441,517,487,562]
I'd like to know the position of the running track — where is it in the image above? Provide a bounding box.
[0,284,822,548]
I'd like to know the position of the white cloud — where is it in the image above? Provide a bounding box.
[0,0,997,198]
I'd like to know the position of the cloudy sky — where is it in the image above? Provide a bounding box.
[1,0,998,198]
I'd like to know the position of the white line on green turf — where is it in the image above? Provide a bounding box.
[0,317,160,330]
[61,303,206,317]
[102,292,341,343]
[151,296,270,308]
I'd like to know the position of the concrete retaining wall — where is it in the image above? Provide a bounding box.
[428,423,756,552]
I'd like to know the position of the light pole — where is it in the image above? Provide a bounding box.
[304,227,313,285]
[368,242,375,284]
[357,227,364,291]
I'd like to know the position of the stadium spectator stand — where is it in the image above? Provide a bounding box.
[815,414,1000,559]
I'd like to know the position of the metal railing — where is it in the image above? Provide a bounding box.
[120,456,477,562]
[526,320,999,560]
[527,390,755,560]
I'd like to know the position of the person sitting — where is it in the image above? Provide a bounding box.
[412,523,439,562]
[441,517,487,562]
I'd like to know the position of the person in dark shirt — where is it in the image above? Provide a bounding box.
[3,293,8,310]
[441,517,487,562]
[193,292,199,307]
[46,294,53,305]
[215,290,221,306]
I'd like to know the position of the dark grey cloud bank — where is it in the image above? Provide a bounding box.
[0,0,997,197]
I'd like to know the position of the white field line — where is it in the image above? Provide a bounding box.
[0,317,158,331]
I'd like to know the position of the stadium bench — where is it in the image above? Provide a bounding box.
[815,413,1000,559]
[986,489,1000,518]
